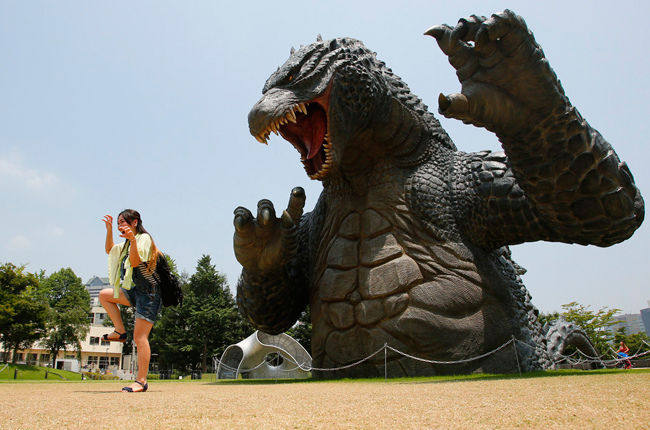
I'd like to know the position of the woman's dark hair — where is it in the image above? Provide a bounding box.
[118,209,149,235]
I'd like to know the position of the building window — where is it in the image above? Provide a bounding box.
[99,356,108,368]
[92,312,107,325]
[90,336,100,346]
[87,356,98,365]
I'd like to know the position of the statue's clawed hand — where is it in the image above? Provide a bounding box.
[233,187,306,273]
[426,9,566,136]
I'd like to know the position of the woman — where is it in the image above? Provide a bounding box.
[99,209,162,393]
[617,341,633,369]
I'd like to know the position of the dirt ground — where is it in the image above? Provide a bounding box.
[0,372,648,429]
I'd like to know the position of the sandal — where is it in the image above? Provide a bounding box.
[102,331,127,343]
[122,380,148,393]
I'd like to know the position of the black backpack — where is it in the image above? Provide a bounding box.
[156,254,183,307]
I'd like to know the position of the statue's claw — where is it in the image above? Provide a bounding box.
[426,9,564,136]
[438,93,469,117]
[423,24,448,39]
[233,206,253,233]
[257,199,276,228]
[287,187,306,225]
[280,210,294,229]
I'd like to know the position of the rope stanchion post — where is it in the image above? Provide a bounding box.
[384,343,387,382]
[512,336,521,377]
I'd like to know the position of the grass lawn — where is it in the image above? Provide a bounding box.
[0,363,81,381]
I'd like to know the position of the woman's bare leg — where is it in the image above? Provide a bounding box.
[122,317,154,392]
[98,287,130,335]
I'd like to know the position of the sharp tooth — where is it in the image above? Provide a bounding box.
[256,135,267,144]
[298,103,307,115]
[287,110,296,122]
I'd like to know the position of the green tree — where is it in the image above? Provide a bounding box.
[41,268,91,367]
[0,263,49,362]
[151,255,254,373]
[285,306,312,353]
[613,327,650,357]
[145,255,187,372]
[539,301,620,356]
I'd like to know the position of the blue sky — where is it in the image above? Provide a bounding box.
[1,0,648,315]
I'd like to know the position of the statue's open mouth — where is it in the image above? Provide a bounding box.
[254,101,333,180]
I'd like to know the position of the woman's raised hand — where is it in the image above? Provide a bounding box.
[119,225,136,241]
[102,215,113,230]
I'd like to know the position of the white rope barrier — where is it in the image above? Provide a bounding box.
[214,337,650,379]
[386,339,516,366]
[554,344,650,369]
[215,338,522,377]
[215,358,270,374]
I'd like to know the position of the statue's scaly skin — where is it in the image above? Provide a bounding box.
[234,11,644,378]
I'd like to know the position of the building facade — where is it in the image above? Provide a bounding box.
[640,301,650,336]
[2,277,124,375]
[85,276,110,301]
[612,313,647,336]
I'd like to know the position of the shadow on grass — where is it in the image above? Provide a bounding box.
[207,368,650,386]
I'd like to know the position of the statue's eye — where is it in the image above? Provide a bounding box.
[288,75,294,81]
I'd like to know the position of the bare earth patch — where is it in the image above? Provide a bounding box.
[0,372,648,429]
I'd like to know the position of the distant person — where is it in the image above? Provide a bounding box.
[617,341,633,369]
[99,209,162,393]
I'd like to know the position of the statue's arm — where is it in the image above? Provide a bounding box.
[501,109,642,247]
[428,11,644,247]
[234,188,310,334]
[447,150,548,249]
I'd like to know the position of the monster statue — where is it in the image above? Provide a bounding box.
[233,10,644,378]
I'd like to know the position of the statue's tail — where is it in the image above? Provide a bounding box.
[543,317,603,369]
